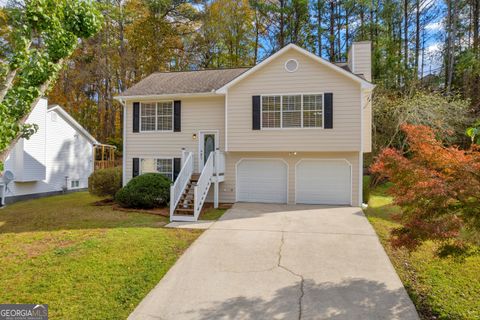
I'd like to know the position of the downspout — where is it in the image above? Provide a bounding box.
[359,88,364,207]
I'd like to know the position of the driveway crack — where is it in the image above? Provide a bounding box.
[277,231,305,320]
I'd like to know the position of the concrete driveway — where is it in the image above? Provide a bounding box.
[129,203,419,320]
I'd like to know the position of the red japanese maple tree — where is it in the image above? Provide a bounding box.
[371,124,480,249]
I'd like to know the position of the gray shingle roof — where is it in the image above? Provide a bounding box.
[120,68,250,97]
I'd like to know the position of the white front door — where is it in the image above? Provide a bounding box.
[236,159,288,203]
[296,159,351,205]
[198,130,219,172]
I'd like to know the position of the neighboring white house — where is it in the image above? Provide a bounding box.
[0,98,99,205]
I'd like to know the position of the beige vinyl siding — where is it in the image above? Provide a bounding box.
[124,96,225,184]
[226,50,362,152]
[363,91,372,153]
[218,151,360,206]
[351,42,371,82]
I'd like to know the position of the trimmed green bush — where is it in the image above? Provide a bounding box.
[88,167,122,198]
[115,173,171,209]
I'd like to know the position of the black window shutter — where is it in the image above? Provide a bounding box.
[173,158,181,181]
[324,93,333,129]
[132,158,140,177]
[252,96,261,130]
[174,100,181,132]
[133,102,140,132]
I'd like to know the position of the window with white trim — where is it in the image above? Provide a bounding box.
[70,180,80,189]
[261,95,281,128]
[303,94,323,127]
[282,95,301,128]
[141,158,173,180]
[261,94,323,129]
[140,101,173,132]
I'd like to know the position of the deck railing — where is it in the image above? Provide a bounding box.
[193,152,214,219]
[170,152,194,217]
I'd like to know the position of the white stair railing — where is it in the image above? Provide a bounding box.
[193,152,214,219]
[170,152,193,218]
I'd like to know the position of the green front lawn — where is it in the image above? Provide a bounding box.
[0,192,201,319]
[200,208,227,220]
[365,181,480,320]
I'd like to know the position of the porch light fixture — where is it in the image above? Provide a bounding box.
[289,152,297,156]
[192,133,197,140]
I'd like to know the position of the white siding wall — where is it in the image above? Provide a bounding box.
[350,41,372,82]
[226,49,362,152]
[45,109,93,191]
[124,96,225,184]
[363,91,372,153]
[3,102,94,198]
[5,99,48,182]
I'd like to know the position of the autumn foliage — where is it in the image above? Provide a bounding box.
[371,124,480,249]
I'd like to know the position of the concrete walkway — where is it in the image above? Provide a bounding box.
[129,203,419,320]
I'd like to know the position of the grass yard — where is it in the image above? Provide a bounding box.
[200,207,227,220]
[0,192,202,320]
[365,181,480,320]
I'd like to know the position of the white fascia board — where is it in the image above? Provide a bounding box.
[114,92,222,101]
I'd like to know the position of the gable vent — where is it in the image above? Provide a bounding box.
[285,59,298,72]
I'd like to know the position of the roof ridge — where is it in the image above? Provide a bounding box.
[151,67,251,75]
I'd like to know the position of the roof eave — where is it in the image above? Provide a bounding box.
[114,91,223,101]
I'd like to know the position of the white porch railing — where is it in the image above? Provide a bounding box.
[170,151,193,218]
[193,152,214,219]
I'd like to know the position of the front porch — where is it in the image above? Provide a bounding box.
[170,149,225,222]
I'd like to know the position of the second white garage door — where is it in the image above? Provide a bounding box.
[236,159,288,203]
[296,159,351,205]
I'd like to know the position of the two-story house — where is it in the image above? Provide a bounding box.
[116,42,375,221]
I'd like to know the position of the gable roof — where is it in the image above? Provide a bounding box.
[117,68,249,98]
[115,44,374,100]
[47,105,98,144]
[216,44,375,93]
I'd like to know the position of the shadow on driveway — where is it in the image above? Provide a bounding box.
[193,278,417,320]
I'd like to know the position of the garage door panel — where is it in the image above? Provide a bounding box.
[296,160,351,205]
[237,159,287,203]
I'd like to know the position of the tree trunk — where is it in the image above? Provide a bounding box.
[0,69,17,103]
[279,0,285,48]
[414,0,420,79]
[404,0,409,73]
[317,0,323,56]
[329,0,335,61]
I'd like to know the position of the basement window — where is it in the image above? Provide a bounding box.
[140,158,173,180]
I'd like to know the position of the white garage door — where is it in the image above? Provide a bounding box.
[296,160,351,205]
[237,159,288,203]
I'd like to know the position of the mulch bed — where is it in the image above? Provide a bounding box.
[92,199,115,206]
[111,204,170,217]
[92,199,233,219]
